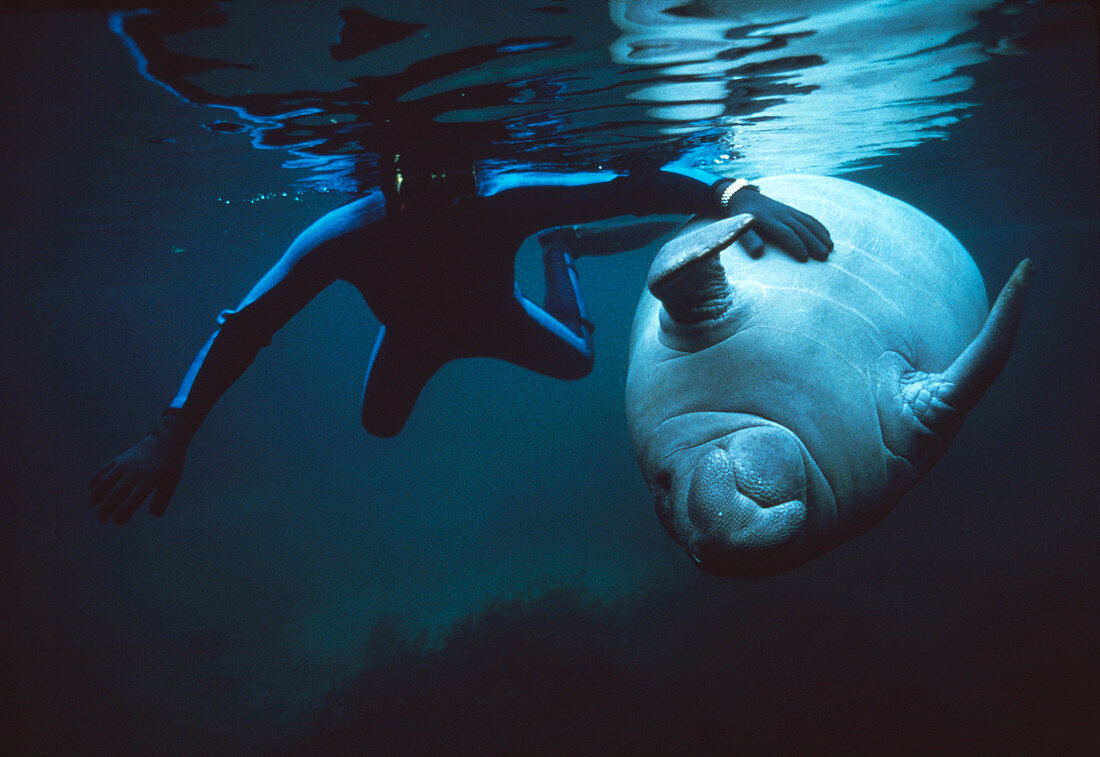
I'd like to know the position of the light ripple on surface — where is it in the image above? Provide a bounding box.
[110,0,1002,191]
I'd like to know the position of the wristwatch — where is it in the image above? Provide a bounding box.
[718,178,760,210]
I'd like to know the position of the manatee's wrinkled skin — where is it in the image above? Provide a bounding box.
[626,175,1031,577]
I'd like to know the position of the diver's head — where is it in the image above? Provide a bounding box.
[381,152,478,208]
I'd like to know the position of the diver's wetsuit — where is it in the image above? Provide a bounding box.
[166,170,726,436]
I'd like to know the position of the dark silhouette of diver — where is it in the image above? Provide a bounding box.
[89,156,832,524]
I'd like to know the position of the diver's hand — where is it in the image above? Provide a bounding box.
[725,188,833,262]
[88,413,195,524]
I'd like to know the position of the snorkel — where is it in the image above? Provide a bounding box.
[381,152,478,212]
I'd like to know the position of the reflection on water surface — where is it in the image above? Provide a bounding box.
[110,0,1052,191]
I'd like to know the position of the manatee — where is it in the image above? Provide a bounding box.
[625,175,1031,577]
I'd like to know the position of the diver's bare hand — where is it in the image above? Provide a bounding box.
[725,187,833,262]
[88,414,194,524]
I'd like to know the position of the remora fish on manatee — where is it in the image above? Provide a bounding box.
[626,174,1031,577]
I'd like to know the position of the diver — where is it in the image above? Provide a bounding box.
[88,155,832,524]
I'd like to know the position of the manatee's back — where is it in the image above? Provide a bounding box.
[744,174,987,371]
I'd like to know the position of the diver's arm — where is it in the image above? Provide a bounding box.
[89,195,382,524]
[488,169,719,233]
[491,169,832,261]
[170,194,382,422]
[623,170,833,260]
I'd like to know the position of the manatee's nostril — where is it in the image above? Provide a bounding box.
[725,426,807,508]
[680,440,808,576]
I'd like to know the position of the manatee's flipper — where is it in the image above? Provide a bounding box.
[939,258,1033,413]
[648,214,753,325]
[361,326,448,437]
[876,259,1032,472]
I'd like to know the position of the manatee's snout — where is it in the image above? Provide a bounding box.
[681,426,809,577]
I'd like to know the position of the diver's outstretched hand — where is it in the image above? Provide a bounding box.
[726,188,833,262]
[88,413,195,524]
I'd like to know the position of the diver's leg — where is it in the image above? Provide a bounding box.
[537,229,592,340]
[536,218,683,335]
[361,325,447,437]
[465,286,594,380]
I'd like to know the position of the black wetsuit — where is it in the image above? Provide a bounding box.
[166,170,725,436]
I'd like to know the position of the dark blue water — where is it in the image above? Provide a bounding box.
[3,2,1096,754]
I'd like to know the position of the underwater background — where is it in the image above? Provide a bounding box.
[3,1,1096,753]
